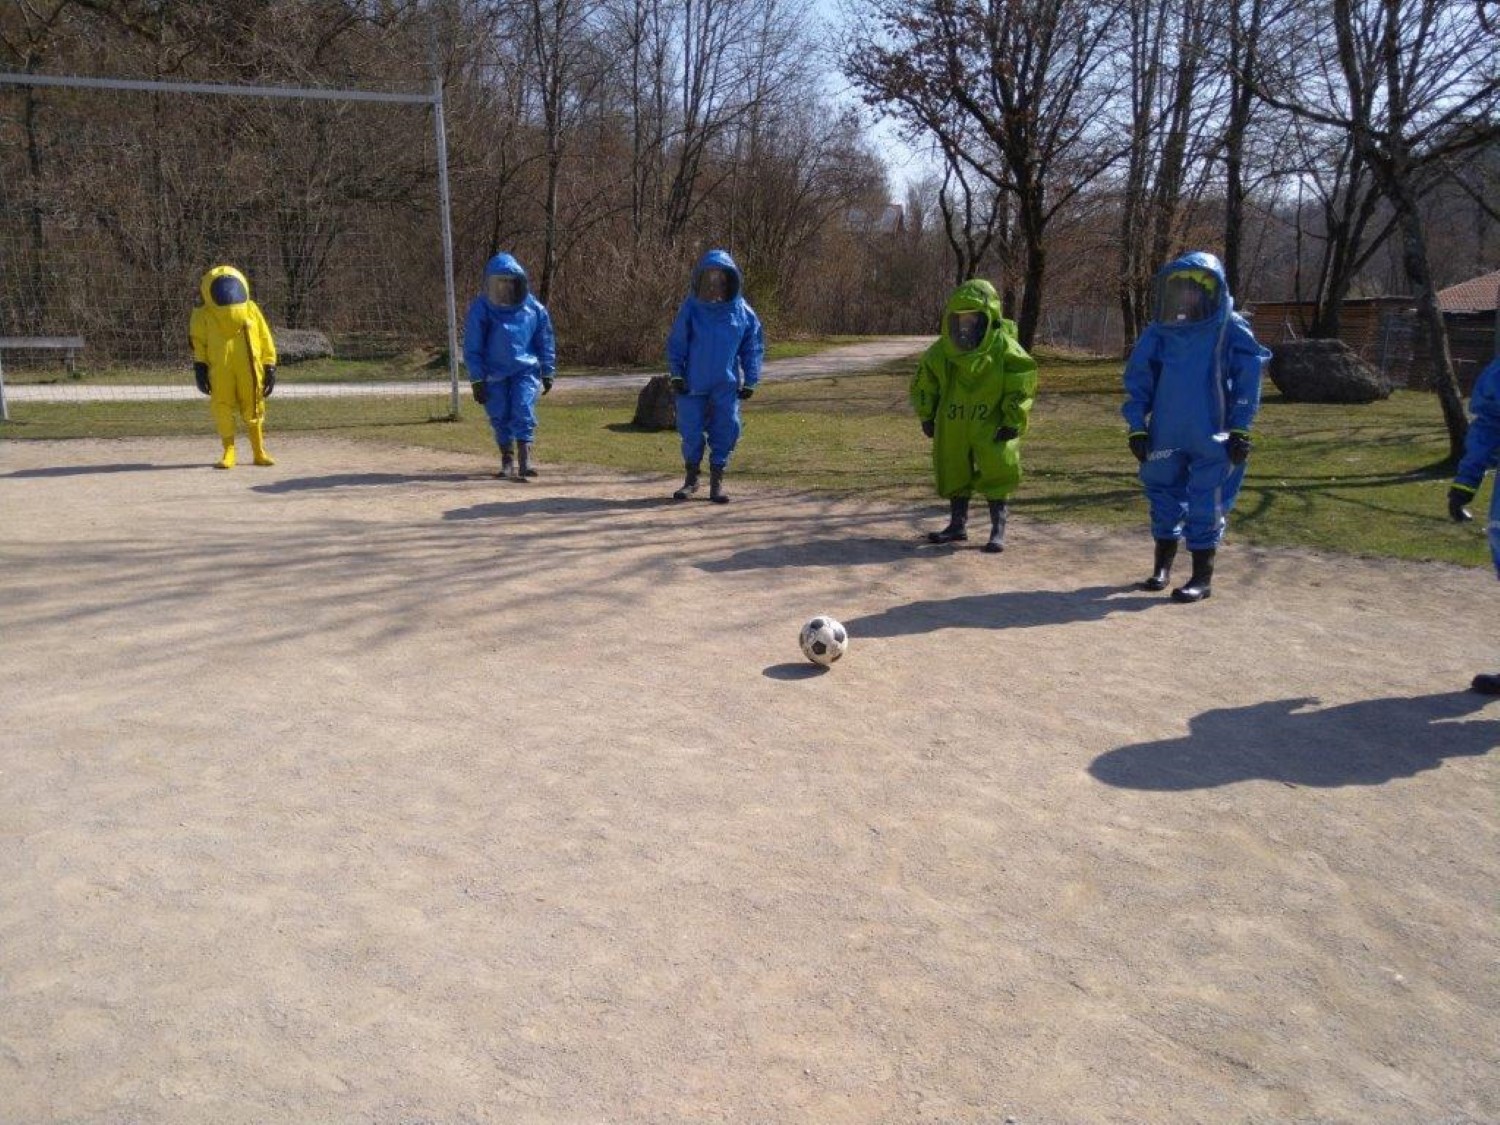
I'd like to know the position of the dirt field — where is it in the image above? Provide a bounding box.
[1,435,1496,1124]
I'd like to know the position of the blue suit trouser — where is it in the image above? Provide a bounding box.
[1139,441,1245,550]
[676,383,742,468]
[483,375,541,445]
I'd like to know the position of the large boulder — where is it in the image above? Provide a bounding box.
[271,327,334,365]
[632,374,677,430]
[1268,338,1391,403]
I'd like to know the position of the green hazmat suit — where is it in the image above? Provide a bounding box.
[910,280,1037,501]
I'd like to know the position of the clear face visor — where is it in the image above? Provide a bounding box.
[947,309,989,352]
[1156,271,1219,324]
[694,267,736,303]
[486,274,526,308]
[209,274,249,307]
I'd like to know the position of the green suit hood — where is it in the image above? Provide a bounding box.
[941,279,1011,362]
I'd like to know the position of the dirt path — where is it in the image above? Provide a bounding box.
[4,336,930,403]
[1,436,1495,1123]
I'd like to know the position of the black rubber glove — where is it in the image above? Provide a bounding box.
[193,362,211,396]
[542,377,554,395]
[1449,486,1476,523]
[1128,433,1149,463]
[737,386,754,401]
[1227,430,1251,465]
[670,376,687,395]
[471,380,488,405]
[921,419,935,439]
[993,425,1019,443]
[262,366,276,397]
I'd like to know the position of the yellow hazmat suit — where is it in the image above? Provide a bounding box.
[190,265,277,468]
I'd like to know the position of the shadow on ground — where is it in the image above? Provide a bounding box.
[3,463,203,478]
[699,536,923,572]
[846,584,1164,637]
[762,662,828,680]
[1090,691,1499,789]
[445,495,679,520]
[252,472,482,493]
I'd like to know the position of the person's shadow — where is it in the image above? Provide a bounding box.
[1090,691,1499,790]
[845,584,1162,638]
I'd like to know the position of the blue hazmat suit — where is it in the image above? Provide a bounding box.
[1122,251,1270,550]
[463,253,556,446]
[1452,356,1500,577]
[666,249,765,469]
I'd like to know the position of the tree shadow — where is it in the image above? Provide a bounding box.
[763,662,828,680]
[3,463,203,478]
[698,536,922,572]
[604,422,673,434]
[252,472,481,494]
[845,584,1163,638]
[444,495,678,520]
[1089,691,1499,790]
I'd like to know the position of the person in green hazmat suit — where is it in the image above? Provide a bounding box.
[910,279,1038,552]
[190,265,277,469]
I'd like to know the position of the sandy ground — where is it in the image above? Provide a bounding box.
[0,435,1496,1124]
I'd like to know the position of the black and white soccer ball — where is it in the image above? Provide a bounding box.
[798,615,848,667]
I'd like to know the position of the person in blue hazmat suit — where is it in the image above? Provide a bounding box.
[190,265,278,469]
[1122,251,1270,602]
[1447,353,1500,693]
[463,253,557,481]
[666,249,765,503]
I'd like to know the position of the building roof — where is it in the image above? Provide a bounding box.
[1438,269,1500,313]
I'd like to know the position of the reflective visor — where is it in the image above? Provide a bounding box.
[209,275,249,306]
[486,274,526,308]
[694,267,736,303]
[1156,270,1219,324]
[947,309,988,352]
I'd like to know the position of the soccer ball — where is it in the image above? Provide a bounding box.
[799,615,848,667]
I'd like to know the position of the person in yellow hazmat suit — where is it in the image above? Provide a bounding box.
[190,265,277,468]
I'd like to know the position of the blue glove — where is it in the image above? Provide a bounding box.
[471,380,488,405]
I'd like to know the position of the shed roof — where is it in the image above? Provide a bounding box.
[1437,269,1500,313]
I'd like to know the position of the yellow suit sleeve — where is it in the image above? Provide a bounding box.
[251,303,277,366]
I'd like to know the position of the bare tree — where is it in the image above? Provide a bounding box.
[1253,0,1499,458]
[844,0,1123,347]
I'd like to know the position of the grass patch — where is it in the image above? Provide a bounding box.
[3,358,1485,567]
[3,335,882,387]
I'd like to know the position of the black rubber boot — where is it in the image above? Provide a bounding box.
[518,441,538,480]
[982,499,1008,553]
[709,465,729,504]
[497,442,516,480]
[673,462,701,500]
[1472,673,1500,695]
[1171,548,1215,603]
[1141,538,1179,591]
[927,496,970,543]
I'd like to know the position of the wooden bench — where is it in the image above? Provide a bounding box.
[0,336,86,421]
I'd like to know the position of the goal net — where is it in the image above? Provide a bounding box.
[0,73,460,426]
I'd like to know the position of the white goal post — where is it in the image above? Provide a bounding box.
[0,69,462,420]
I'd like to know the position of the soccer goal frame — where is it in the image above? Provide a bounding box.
[0,69,463,420]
